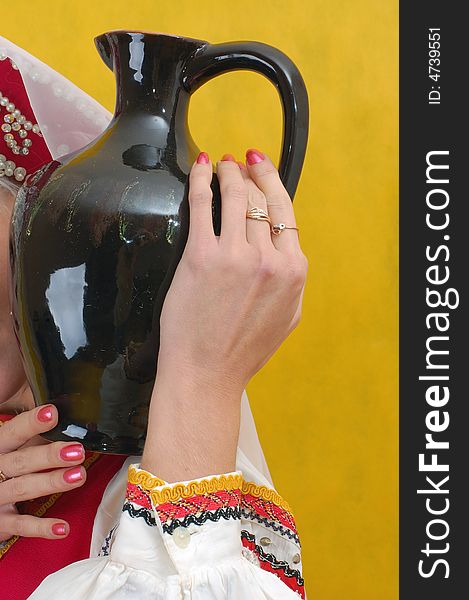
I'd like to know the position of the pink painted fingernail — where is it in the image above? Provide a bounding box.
[237,161,246,170]
[37,405,53,422]
[52,523,67,536]
[60,444,84,461]
[63,466,83,484]
[196,151,209,164]
[221,154,236,162]
[246,149,264,165]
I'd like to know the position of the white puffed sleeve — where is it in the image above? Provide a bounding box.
[29,462,305,599]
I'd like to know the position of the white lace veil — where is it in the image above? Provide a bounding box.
[0,35,272,484]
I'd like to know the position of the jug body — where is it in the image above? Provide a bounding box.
[10,125,202,455]
[9,30,308,455]
[10,32,211,454]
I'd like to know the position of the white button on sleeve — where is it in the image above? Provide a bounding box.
[172,526,191,549]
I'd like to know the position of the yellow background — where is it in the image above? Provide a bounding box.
[8,0,398,597]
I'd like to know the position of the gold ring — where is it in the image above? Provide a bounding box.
[0,468,11,483]
[246,207,272,225]
[271,223,299,236]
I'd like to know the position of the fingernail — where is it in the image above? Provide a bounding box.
[221,154,236,162]
[237,161,246,170]
[52,523,67,536]
[60,444,84,461]
[63,466,83,484]
[246,149,264,165]
[196,151,209,164]
[37,405,53,422]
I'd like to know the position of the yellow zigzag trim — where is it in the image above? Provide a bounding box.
[128,465,291,514]
[128,464,166,489]
[128,465,243,504]
[149,474,244,505]
[241,481,293,515]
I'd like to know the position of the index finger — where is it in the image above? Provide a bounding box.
[187,152,216,247]
[0,404,58,454]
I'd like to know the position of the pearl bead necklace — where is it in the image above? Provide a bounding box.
[0,57,42,183]
[0,50,111,183]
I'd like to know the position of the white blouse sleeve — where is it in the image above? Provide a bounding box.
[29,463,305,599]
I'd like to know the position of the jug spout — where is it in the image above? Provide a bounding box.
[95,33,113,71]
[94,30,207,119]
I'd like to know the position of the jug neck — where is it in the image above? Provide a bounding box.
[95,31,207,122]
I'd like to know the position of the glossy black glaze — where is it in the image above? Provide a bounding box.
[9,31,309,455]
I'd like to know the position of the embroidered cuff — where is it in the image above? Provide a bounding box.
[125,464,244,573]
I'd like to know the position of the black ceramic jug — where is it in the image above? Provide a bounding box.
[9,30,309,454]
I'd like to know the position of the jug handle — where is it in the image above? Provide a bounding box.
[182,42,309,200]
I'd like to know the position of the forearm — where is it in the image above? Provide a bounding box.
[140,371,242,482]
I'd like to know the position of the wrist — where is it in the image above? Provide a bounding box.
[141,369,243,482]
[155,354,246,401]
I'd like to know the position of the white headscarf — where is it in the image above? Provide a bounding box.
[0,34,272,483]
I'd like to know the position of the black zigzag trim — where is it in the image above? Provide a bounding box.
[98,524,117,557]
[163,506,242,534]
[122,501,242,532]
[241,509,301,545]
[241,530,304,586]
[122,501,157,526]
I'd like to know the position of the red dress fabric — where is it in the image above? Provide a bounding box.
[0,414,127,600]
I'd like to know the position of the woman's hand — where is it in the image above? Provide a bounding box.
[0,404,86,542]
[141,149,307,482]
[159,149,307,394]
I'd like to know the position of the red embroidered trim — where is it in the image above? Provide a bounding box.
[156,489,242,524]
[126,479,297,535]
[241,533,305,599]
[242,494,297,535]
[126,482,242,524]
[126,482,152,510]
